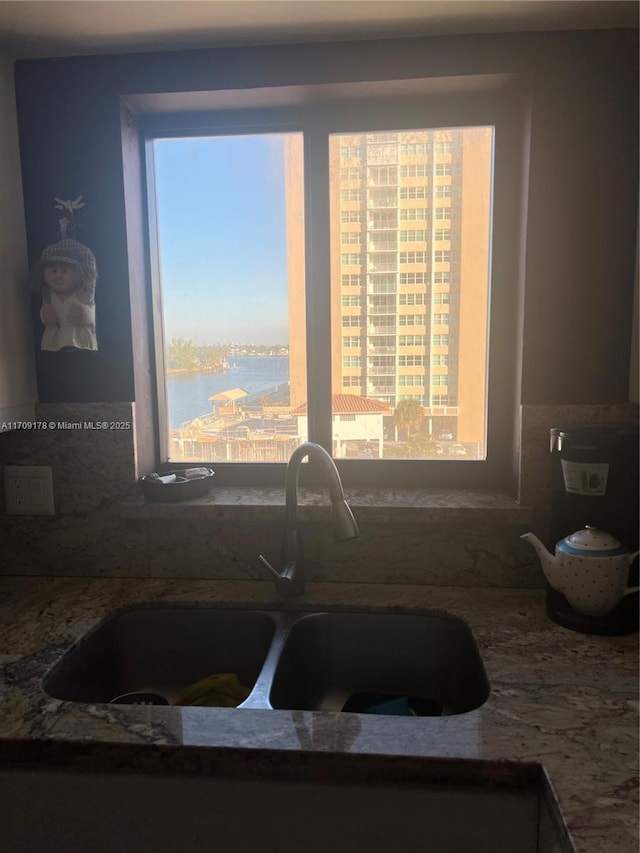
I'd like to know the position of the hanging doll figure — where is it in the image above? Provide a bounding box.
[31,198,98,352]
[31,238,98,352]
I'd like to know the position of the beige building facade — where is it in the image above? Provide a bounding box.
[286,127,493,455]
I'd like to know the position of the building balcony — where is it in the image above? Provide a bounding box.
[367,176,399,188]
[366,152,398,166]
[368,286,397,295]
[368,220,397,231]
[367,345,396,355]
[367,325,396,336]
[367,241,397,252]
[367,305,397,315]
[367,385,396,396]
[367,262,397,274]
[367,196,398,209]
[367,367,396,377]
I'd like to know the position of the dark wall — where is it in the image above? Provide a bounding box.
[14,29,639,404]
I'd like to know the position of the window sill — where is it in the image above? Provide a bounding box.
[121,487,532,526]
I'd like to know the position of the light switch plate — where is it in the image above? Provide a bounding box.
[4,466,55,515]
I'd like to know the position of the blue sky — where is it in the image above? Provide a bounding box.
[154,134,292,346]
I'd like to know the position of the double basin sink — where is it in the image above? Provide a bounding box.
[43,607,489,716]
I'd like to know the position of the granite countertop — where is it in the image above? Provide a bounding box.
[0,576,636,852]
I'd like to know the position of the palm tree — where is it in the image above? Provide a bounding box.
[393,399,424,441]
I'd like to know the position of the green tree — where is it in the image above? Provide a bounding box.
[166,337,197,370]
[407,431,439,458]
[393,399,424,441]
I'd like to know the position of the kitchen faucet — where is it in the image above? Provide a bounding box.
[259,442,360,596]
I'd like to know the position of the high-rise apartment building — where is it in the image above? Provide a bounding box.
[286,126,493,457]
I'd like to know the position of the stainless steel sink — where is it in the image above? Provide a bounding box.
[269,612,489,714]
[43,607,488,715]
[43,607,276,705]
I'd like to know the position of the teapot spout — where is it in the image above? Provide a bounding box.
[520,532,562,591]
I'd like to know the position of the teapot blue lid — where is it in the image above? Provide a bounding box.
[557,526,627,557]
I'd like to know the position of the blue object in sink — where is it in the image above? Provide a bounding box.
[363,696,413,716]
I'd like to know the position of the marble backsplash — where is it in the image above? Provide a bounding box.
[0,401,636,586]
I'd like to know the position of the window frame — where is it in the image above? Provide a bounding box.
[140,78,526,490]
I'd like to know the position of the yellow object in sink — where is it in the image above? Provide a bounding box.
[176,673,251,707]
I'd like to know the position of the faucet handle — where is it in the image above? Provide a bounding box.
[258,554,282,582]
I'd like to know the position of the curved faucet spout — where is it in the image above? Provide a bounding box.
[259,442,359,597]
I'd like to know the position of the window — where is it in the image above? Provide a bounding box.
[342,295,362,307]
[342,315,363,327]
[369,253,396,272]
[340,167,361,180]
[370,356,395,369]
[367,133,397,144]
[342,274,362,287]
[399,272,427,285]
[369,335,395,350]
[369,236,397,250]
[400,164,429,178]
[144,85,519,487]
[400,208,427,220]
[369,295,396,309]
[340,146,361,161]
[436,185,452,198]
[399,142,429,156]
[399,230,427,242]
[369,275,396,292]
[436,164,452,176]
[400,186,428,199]
[368,189,396,207]
[399,334,427,346]
[370,212,396,228]
[433,313,449,325]
[368,166,398,185]
[399,293,427,306]
[400,251,427,264]
[343,335,362,348]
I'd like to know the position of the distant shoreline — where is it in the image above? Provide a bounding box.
[167,354,288,377]
[166,366,227,376]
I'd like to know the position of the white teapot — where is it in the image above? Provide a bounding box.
[521,526,639,616]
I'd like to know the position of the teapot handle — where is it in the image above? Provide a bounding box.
[622,552,640,600]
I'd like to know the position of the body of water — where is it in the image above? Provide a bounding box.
[167,356,290,429]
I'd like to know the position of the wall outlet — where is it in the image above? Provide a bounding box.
[4,466,55,515]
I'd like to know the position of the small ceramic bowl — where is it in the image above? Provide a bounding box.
[139,468,215,502]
